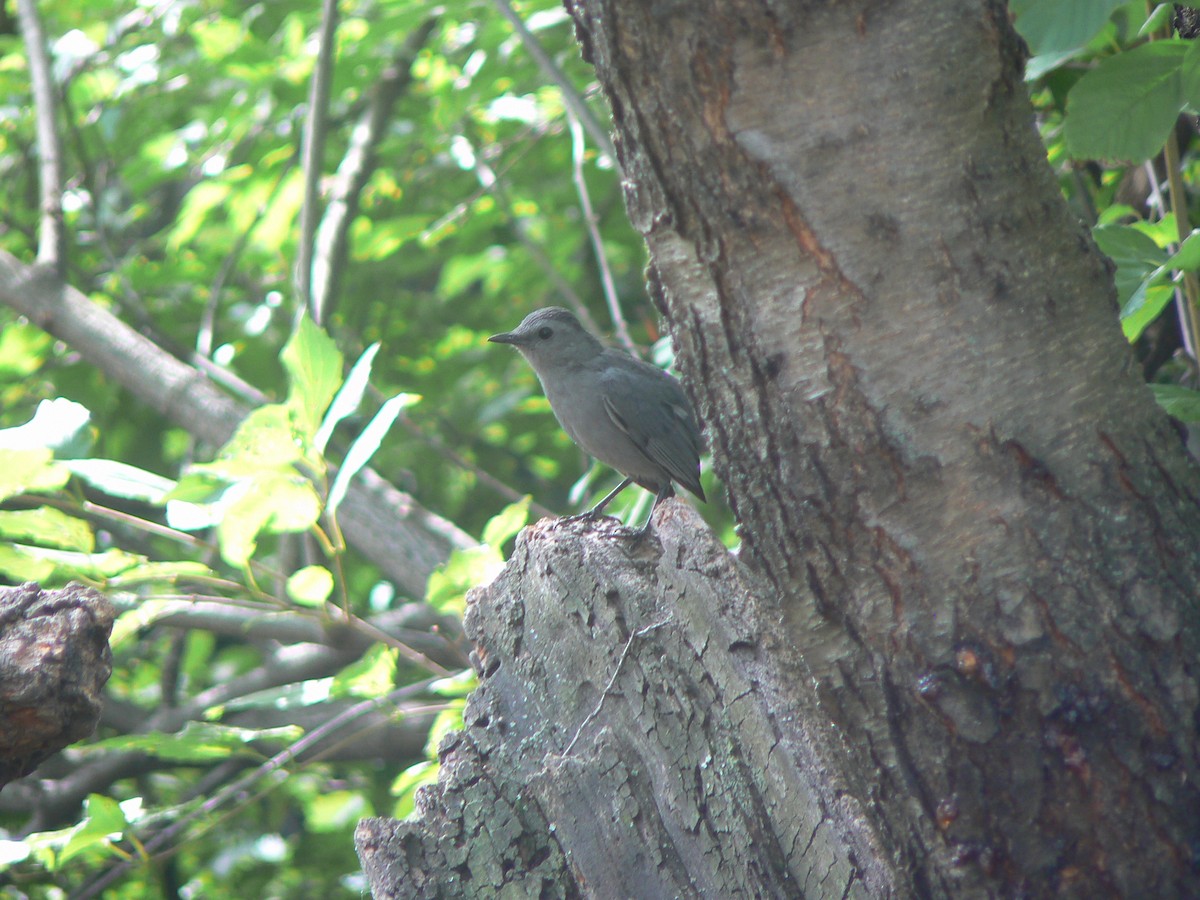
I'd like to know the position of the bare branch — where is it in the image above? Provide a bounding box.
[491,0,616,163]
[295,0,340,323]
[568,111,634,354]
[15,0,66,270]
[311,18,440,321]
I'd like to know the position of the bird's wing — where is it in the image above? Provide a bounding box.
[600,368,705,500]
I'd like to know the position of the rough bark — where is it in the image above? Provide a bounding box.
[361,0,1200,897]
[359,506,890,898]
[0,582,114,791]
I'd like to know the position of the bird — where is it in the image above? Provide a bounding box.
[489,307,705,533]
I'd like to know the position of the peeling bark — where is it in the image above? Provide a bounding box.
[0,582,114,791]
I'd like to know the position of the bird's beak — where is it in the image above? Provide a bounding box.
[488,331,520,345]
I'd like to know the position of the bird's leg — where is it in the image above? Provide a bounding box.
[562,476,633,523]
[634,485,675,538]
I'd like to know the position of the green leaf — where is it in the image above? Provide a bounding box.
[1165,230,1200,270]
[314,342,380,453]
[306,790,371,833]
[282,316,344,442]
[57,794,130,866]
[481,496,530,548]
[331,645,397,698]
[108,560,215,587]
[1139,4,1176,39]
[423,701,465,757]
[390,759,437,820]
[430,668,477,698]
[326,392,419,515]
[286,564,334,607]
[1120,282,1174,340]
[65,459,177,502]
[217,474,322,567]
[0,449,70,502]
[424,544,503,615]
[208,405,305,474]
[0,322,51,378]
[1182,36,1200,104]
[0,543,55,582]
[1150,384,1200,421]
[1012,0,1125,56]
[1065,41,1189,162]
[10,545,145,580]
[82,722,302,762]
[1093,223,1169,303]
[0,507,94,551]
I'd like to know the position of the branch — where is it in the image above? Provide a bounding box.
[0,250,475,597]
[15,0,66,270]
[76,678,442,899]
[568,110,633,353]
[295,0,340,322]
[311,18,440,321]
[491,0,616,163]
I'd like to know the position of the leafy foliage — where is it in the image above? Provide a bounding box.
[2,0,1197,896]
[1021,0,1200,416]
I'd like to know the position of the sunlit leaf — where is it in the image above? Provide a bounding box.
[327,392,419,515]
[0,398,92,456]
[57,794,129,867]
[0,507,94,551]
[65,458,177,502]
[217,474,322,567]
[283,316,344,443]
[82,721,303,762]
[0,448,70,502]
[481,496,529,548]
[315,342,380,453]
[332,645,397,698]
[286,564,334,607]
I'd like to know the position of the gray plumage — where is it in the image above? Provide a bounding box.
[489,307,704,522]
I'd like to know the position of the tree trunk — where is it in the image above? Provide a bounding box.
[359,1,1200,896]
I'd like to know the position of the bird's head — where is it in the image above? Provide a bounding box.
[488,307,604,372]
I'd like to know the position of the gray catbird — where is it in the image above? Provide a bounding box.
[489,307,705,530]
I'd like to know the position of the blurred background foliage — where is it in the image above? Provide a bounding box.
[0,0,1199,896]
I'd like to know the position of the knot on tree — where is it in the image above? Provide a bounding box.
[0,582,115,791]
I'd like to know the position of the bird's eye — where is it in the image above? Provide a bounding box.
[537,326,553,340]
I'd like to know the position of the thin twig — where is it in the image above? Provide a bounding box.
[567,110,635,354]
[490,0,617,163]
[311,18,439,321]
[16,0,67,270]
[1163,128,1200,367]
[295,0,340,323]
[562,617,670,756]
